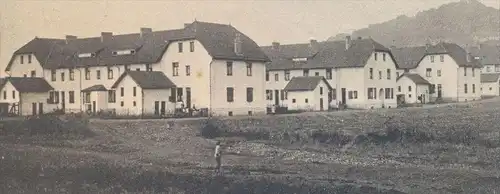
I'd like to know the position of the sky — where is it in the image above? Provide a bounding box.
[0,0,499,72]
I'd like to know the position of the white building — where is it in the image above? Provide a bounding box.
[480,73,500,97]
[283,76,332,111]
[3,21,270,116]
[392,42,482,103]
[0,77,55,115]
[395,73,431,104]
[261,36,399,110]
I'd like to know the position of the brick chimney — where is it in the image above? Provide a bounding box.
[101,32,113,43]
[309,38,319,50]
[65,35,77,44]
[272,42,280,51]
[234,33,243,55]
[345,36,352,50]
[140,28,152,38]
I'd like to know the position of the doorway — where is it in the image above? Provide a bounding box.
[92,101,96,114]
[38,103,43,115]
[186,87,191,108]
[437,84,442,99]
[274,90,279,106]
[61,91,65,112]
[154,101,160,115]
[32,103,37,115]
[160,101,166,115]
[341,88,346,105]
[319,98,324,111]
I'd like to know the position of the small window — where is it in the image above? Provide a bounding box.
[61,72,65,81]
[178,42,183,53]
[292,99,296,103]
[69,69,75,80]
[284,70,290,81]
[133,87,136,97]
[28,54,32,63]
[374,53,378,61]
[189,41,195,52]
[120,87,124,97]
[464,84,468,93]
[226,61,233,76]
[326,68,332,80]
[398,86,401,92]
[320,87,323,95]
[303,69,309,77]
[186,65,191,76]
[12,91,15,99]
[274,74,279,81]
[107,67,113,79]
[136,68,140,71]
[383,53,386,61]
[430,55,435,63]
[51,69,56,81]
[133,101,136,107]
[30,70,36,77]
[378,71,382,80]
[227,87,234,102]
[246,62,252,76]
[146,64,152,71]
[386,69,391,80]
[69,91,75,103]
[464,68,467,76]
[265,72,269,81]
[248,111,252,116]
[2,91,6,99]
[408,86,412,92]
[305,98,308,103]
[85,68,90,80]
[20,55,24,64]
[246,87,253,102]
[369,68,373,79]
[172,62,179,76]
[437,70,442,77]
[228,111,233,116]
[440,55,444,62]
[472,84,476,93]
[315,72,319,76]
[120,101,124,107]
[96,70,101,80]
[426,68,432,77]
[108,90,116,103]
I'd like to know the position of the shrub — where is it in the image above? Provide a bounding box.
[199,117,225,139]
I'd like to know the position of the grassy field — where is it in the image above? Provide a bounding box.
[1,99,500,194]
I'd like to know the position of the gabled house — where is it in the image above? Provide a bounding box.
[261,36,399,109]
[391,42,482,102]
[480,73,500,97]
[4,21,270,116]
[0,77,55,115]
[471,45,500,74]
[284,76,332,111]
[396,73,432,104]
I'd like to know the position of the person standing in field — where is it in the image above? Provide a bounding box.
[214,141,222,175]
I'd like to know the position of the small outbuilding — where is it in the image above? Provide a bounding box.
[0,77,55,116]
[284,76,332,111]
[396,73,431,104]
[480,73,500,97]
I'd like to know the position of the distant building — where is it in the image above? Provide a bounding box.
[0,77,55,115]
[480,73,500,97]
[392,42,482,103]
[395,73,431,104]
[283,76,332,111]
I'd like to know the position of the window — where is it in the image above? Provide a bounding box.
[292,99,296,103]
[305,98,309,103]
[226,61,233,76]
[124,65,130,72]
[95,70,100,80]
[369,68,373,79]
[61,72,65,81]
[284,70,290,81]
[20,55,24,64]
[266,72,269,81]
[440,55,444,62]
[189,41,195,52]
[178,42,183,53]
[383,53,386,61]
[368,88,376,99]
[391,88,394,99]
[464,84,468,93]
[386,69,391,80]
[374,53,378,61]
[136,68,140,71]
[348,91,358,99]
[85,92,90,103]
[266,90,272,100]
[315,72,320,76]
[133,87,136,97]
[176,88,183,102]
[398,86,401,92]
[28,54,32,63]
[464,68,467,76]
[23,74,27,77]
[120,87,124,97]
[472,84,476,93]
[246,87,253,102]
[227,87,234,102]
[246,62,252,76]
[430,55,435,63]
[2,91,5,99]
[51,69,56,81]
[30,71,36,77]
[280,90,285,100]
[303,69,309,77]
[472,68,475,77]
[437,70,441,77]
[228,111,233,116]
[496,65,500,72]
[169,89,176,102]
[320,87,323,95]
[133,101,136,107]
[69,69,74,80]
[248,111,252,116]
[487,66,492,72]
[326,68,332,80]
[378,71,382,80]
[69,91,75,103]
[408,86,412,92]
[108,90,116,103]
[186,65,191,76]
[120,101,124,107]
[172,62,179,76]
[426,68,432,77]
[385,88,391,99]
[274,74,279,81]
[107,67,113,79]
[146,64,152,71]
[332,89,337,100]
[85,68,90,80]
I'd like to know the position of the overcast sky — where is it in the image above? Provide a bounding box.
[1,0,499,69]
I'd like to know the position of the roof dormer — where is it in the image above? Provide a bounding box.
[78,53,96,58]
[112,49,136,56]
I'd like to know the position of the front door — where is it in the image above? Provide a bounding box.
[61,91,65,112]
[320,98,324,111]
[160,101,166,115]
[154,101,160,115]
[186,87,191,108]
[274,90,279,106]
[38,103,43,115]
[32,103,37,116]
[341,88,346,105]
[437,84,442,98]
[92,101,96,113]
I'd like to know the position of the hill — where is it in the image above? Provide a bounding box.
[328,0,500,47]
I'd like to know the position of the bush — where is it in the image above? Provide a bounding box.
[199,117,225,139]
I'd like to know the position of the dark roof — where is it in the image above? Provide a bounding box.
[82,84,107,92]
[261,38,397,71]
[6,21,270,71]
[391,42,482,69]
[480,73,500,83]
[472,45,500,65]
[0,77,54,93]
[111,71,176,89]
[283,76,332,91]
[397,73,431,85]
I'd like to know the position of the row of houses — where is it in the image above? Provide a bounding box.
[1,20,498,116]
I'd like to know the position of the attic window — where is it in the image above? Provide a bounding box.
[292,58,307,62]
[78,53,95,58]
[113,49,136,56]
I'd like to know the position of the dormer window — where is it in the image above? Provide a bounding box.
[292,58,307,62]
[112,49,136,56]
[78,53,95,58]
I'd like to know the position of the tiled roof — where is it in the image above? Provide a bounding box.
[261,38,396,71]
[397,73,431,85]
[5,21,270,71]
[0,77,54,93]
[284,76,332,91]
[480,73,500,83]
[81,84,107,92]
[111,71,176,89]
[391,42,482,69]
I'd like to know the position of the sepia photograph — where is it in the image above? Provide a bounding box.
[0,0,499,193]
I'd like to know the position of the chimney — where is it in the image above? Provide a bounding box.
[345,36,352,50]
[272,42,280,50]
[65,35,77,44]
[234,33,243,55]
[101,32,113,43]
[184,23,191,28]
[465,44,471,62]
[425,43,431,51]
[140,28,152,38]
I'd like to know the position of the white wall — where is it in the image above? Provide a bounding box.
[7,54,44,77]
[142,89,175,115]
[286,80,330,111]
[20,92,57,116]
[481,82,499,97]
[396,76,430,104]
[457,67,481,101]
[363,51,398,108]
[0,81,20,113]
[410,54,458,101]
